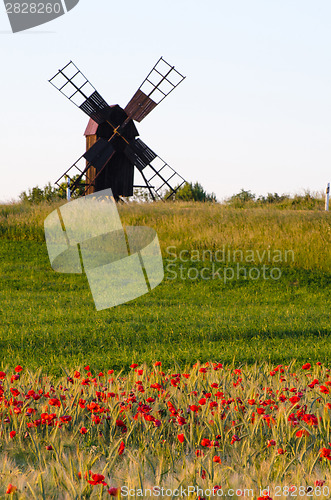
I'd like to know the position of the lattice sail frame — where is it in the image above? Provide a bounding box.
[124,57,186,122]
[49,61,110,124]
[141,158,186,200]
[53,154,91,194]
[129,139,186,201]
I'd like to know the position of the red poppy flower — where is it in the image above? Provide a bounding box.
[130,364,139,369]
[49,398,61,407]
[302,363,311,370]
[154,361,162,367]
[289,395,300,404]
[0,371,6,379]
[308,378,319,388]
[150,383,162,390]
[213,456,222,463]
[201,438,211,447]
[45,445,53,450]
[315,480,325,487]
[278,448,285,454]
[14,365,23,373]
[189,405,200,412]
[177,416,186,426]
[59,416,72,423]
[177,433,184,443]
[116,419,126,427]
[9,431,16,439]
[118,441,125,455]
[267,439,276,447]
[6,484,17,494]
[230,434,240,445]
[80,427,88,434]
[320,448,331,460]
[87,472,107,486]
[108,487,120,496]
[296,430,309,438]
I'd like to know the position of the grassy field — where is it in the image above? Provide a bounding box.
[0,199,330,497]
[0,201,330,374]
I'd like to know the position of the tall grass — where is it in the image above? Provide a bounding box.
[1,200,329,272]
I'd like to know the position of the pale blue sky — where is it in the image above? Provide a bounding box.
[1,0,330,201]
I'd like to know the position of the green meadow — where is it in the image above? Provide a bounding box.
[0,201,330,374]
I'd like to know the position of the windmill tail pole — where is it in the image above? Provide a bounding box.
[325,182,330,211]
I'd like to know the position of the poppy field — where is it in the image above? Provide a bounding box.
[0,360,330,498]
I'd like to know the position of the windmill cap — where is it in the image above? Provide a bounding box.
[84,105,128,136]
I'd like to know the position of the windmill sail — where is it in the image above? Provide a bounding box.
[49,61,110,124]
[124,57,185,122]
[125,139,186,200]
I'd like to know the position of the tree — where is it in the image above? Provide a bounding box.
[166,182,217,202]
[57,175,86,198]
[257,192,286,204]
[19,182,63,204]
[226,188,256,207]
[131,187,154,202]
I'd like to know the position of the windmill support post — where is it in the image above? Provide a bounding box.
[66,176,71,201]
[325,183,330,211]
[325,182,330,212]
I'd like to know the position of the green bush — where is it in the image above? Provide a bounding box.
[19,176,85,204]
[226,189,324,210]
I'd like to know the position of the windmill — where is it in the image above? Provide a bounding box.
[49,58,187,201]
